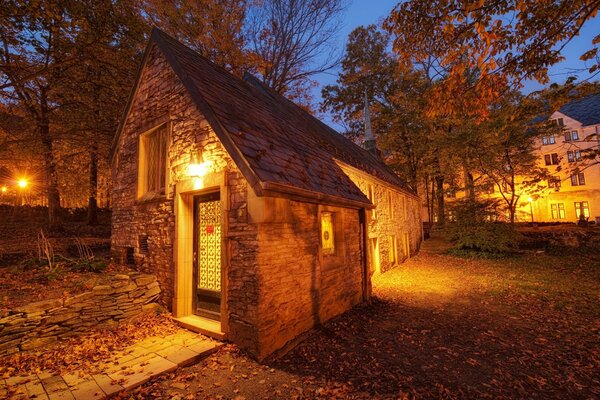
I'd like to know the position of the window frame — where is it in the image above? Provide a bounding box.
[137,122,170,201]
[565,130,579,142]
[571,130,579,140]
[550,203,565,219]
[388,235,398,265]
[574,201,590,218]
[548,176,561,190]
[544,153,559,166]
[570,172,586,186]
[542,135,555,145]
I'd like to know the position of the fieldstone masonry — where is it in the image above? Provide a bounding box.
[0,273,161,357]
[111,39,423,359]
[343,167,422,273]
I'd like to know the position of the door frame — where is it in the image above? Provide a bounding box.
[192,191,223,320]
[173,170,229,334]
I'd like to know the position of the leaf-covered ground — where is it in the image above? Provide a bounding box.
[130,239,599,399]
[0,312,181,378]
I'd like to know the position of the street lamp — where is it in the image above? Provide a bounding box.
[18,179,28,188]
[527,197,534,224]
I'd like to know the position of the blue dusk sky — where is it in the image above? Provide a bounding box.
[315,0,600,129]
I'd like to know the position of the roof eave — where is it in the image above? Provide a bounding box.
[260,181,374,210]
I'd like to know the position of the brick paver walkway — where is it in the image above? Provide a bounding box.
[1,330,222,399]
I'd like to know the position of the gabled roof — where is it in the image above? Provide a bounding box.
[558,92,600,127]
[113,28,415,208]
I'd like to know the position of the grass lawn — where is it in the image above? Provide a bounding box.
[127,237,599,399]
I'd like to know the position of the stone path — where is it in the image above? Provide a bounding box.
[1,330,222,399]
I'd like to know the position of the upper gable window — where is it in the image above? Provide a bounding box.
[138,123,169,199]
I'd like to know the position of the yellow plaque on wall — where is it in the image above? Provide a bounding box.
[321,212,334,255]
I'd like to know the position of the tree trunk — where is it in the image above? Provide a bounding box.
[424,175,431,224]
[87,143,98,225]
[40,117,61,230]
[435,174,445,226]
[463,162,475,202]
[433,153,445,226]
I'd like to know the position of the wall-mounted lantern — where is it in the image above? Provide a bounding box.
[188,150,211,178]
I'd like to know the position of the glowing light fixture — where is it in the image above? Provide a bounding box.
[527,196,533,203]
[18,179,28,188]
[188,150,211,177]
[1,186,6,193]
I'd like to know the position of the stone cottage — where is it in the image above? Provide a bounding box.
[110,28,422,359]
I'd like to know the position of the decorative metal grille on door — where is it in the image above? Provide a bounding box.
[198,199,221,291]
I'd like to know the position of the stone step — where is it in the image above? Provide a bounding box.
[174,315,227,340]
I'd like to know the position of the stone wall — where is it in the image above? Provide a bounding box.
[0,273,160,357]
[111,43,249,310]
[254,200,364,359]
[341,165,422,273]
[111,43,259,352]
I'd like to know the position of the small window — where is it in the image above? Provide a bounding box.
[388,192,394,218]
[571,130,579,140]
[542,135,555,145]
[551,203,565,219]
[138,124,168,199]
[367,184,376,219]
[388,235,397,265]
[564,130,579,142]
[570,173,586,186]
[321,212,335,255]
[548,176,561,190]
[558,118,564,127]
[574,201,590,218]
[403,232,410,258]
[544,153,559,166]
[370,238,380,273]
[567,150,581,163]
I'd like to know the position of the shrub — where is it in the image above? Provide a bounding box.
[71,258,108,273]
[447,222,522,254]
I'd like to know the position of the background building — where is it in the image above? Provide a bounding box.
[533,93,600,223]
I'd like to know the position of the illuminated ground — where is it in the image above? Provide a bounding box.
[127,239,600,399]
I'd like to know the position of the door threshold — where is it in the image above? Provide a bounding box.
[175,315,226,341]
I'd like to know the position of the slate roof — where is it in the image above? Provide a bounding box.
[558,92,600,126]
[114,28,415,208]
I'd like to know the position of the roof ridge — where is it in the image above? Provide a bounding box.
[241,71,399,182]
